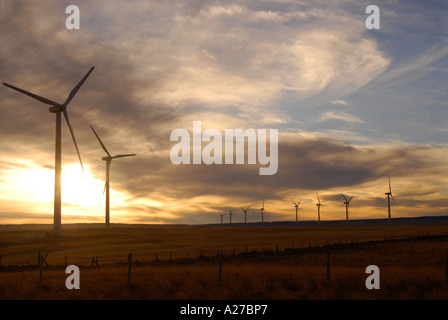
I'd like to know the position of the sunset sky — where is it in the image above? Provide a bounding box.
[1,0,448,225]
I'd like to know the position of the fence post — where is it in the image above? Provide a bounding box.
[128,253,132,286]
[38,255,43,285]
[218,252,223,283]
[445,251,448,286]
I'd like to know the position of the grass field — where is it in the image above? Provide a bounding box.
[1,222,448,299]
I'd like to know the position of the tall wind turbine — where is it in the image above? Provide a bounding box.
[228,207,234,224]
[316,193,324,225]
[90,125,136,227]
[341,194,353,223]
[3,67,94,236]
[385,174,395,226]
[259,199,266,223]
[292,200,301,225]
[218,210,226,224]
[240,206,250,223]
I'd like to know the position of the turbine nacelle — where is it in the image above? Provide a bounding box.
[49,105,66,113]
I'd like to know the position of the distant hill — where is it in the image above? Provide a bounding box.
[1,215,448,230]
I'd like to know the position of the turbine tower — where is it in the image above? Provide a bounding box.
[385,174,395,226]
[259,199,266,223]
[341,194,353,223]
[316,193,324,225]
[3,67,94,235]
[240,206,250,223]
[228,207,234,224]
[292,200,301,225]
[218,210,226,224]
[91,125,136,227]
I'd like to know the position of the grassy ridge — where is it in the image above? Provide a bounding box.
[1,223,448,266]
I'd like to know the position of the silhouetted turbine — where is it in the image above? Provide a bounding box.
[228,207,234,224]
[91,125,136,227]
[3,67,94,235]
[292,200,301,225]
[259,199,266,223]
[385,174,395,226]
[218,210,226,224]
[316,193,325,225]
[240,206,250,223]
[341,194,353,223]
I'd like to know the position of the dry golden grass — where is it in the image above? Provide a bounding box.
[1,223,448,299]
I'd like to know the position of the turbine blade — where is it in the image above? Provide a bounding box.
[63,110,83,172]
[349,196,353,202]
[64,66,94,106]
[341,193,348,201]
[292,201,297,206]
[298,200,301,206]
[388,174,392,193]
[3,83,60,106]
[112,154,136,159]
[90,125,111,157]
[246,206,250,211]
[103,179,108,194]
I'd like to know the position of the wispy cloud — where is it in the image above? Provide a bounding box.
[331,100,348,105]
[318,111,365,124]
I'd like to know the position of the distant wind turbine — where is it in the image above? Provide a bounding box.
[228,207,234,224]
[240,206,250,223]
[3,66,94,235]
[316,193,325,225]
[218,210,226,224]
[90,125,136,227]
[259,199,266,223]
[341,194,353,223]
[292,200,301,225]
[385,174,395,226]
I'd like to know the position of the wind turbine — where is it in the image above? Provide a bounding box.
[341,194,353,223]
[90,125,136,227]
[259,199,266,223]
[228,207,234,224]
[218,210,226,224]
[385,174,395,226]
[316,193,325,225]
[3,66,94,236]
[292,200,301,225]
[240,206,250,223]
